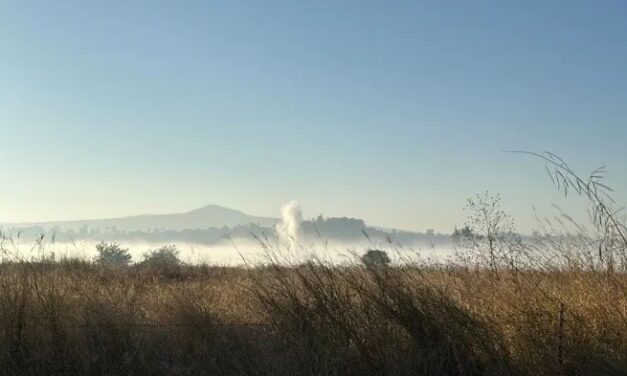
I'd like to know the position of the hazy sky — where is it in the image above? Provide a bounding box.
[1,1,626,232]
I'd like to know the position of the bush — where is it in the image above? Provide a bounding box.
[361,249,391,267]
[141,244,181,267]
[94,242,132,266]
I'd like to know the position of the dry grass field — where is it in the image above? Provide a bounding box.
[0,255,626,376]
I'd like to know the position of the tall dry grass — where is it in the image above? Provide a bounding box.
[0,258,624,375]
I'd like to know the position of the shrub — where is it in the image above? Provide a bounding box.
[94,242,132,266]
[141,244,181,267]
[361,249,391,267]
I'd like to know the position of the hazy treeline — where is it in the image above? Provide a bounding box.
[0,216,451,248]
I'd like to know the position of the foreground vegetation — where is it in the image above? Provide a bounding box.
[0,152,624,375]
[0,257,626,376]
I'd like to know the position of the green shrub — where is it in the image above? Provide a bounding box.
[94,242,131,266]
[361,249,391,267]
[141,244,181,267]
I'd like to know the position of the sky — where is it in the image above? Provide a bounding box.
[1,1,626,232]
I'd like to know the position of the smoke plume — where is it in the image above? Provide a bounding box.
[276,200,303,249]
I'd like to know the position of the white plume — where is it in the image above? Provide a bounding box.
[276,201,303,249]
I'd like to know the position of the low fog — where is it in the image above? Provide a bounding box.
[0,236,455,266]
[0,201,455,265]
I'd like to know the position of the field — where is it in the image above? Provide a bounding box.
[0,253,626,376]
[1,154,625,375]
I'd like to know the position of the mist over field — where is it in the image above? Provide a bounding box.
[1,237,454,266]
[0,201,456,265]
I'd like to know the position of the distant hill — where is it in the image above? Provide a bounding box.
[0,205,452,247]
[4,205,280,232]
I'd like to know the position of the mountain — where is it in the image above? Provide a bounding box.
[4,205,280,232]
[0,206,449,247]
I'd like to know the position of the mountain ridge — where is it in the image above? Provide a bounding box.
[2,204,280,232]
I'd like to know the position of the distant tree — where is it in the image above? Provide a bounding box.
[141,244,181,266]
[361,249,391,267]
[452,226,477,243]
[94,242,132,266]
[461,192,522,278]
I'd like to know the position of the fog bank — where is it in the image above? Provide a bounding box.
[0,237,455,266]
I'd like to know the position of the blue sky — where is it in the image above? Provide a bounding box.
[1,1,626,232]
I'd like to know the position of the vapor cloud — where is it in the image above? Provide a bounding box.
[276,200,303,249]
